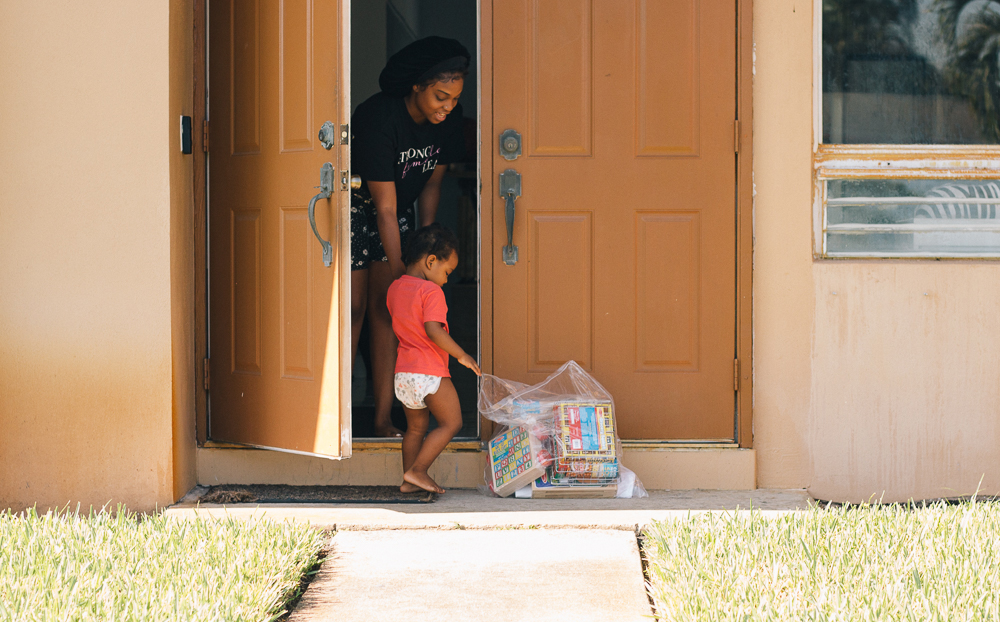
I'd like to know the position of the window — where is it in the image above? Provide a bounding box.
[817,0,1000,257]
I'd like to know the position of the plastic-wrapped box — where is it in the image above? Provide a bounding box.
[531,469,617,499]
[487,425,548,497]
[553,402,618,482]
[479,361,647,499]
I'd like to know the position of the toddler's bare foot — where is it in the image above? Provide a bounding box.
[399,482,422,493]
[374,421,404,438]
[403,469,445,494]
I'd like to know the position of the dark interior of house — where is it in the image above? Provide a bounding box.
[350,0,480,439]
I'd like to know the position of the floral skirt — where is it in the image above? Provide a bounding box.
[350,186,414,270]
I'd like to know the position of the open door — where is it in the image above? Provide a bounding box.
[492,0,738,441]
[207,0,351,457]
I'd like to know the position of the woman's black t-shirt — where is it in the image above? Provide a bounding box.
[351,92,466,211]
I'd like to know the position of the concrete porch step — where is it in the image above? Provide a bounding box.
[165,488,812,530]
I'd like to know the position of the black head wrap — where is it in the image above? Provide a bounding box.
[379,36,470,98]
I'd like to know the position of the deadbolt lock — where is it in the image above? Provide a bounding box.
[318,121,336,150]
[499,129,521,161]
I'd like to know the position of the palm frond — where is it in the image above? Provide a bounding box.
[947,9,1000,140]
[936,0,997,46]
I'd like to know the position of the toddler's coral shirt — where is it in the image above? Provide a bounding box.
[386,275,451,377]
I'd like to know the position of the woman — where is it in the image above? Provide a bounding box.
[351,36,469,437]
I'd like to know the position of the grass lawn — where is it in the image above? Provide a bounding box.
[0,507,325,621]
[643,500,1000,620]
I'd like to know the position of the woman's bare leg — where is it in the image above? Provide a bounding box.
[367,260,403,437]
[402,378,462,494]
[400,406,429,493]
[350,269,368,367]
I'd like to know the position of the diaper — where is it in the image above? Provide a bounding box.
[394,372,443,410]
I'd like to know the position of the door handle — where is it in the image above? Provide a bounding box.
[308,162,335,267]
[499,169,521,266]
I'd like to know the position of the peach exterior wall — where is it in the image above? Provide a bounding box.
[4,0,998,509]
[0,0,196,512]
[753,0,1000,502]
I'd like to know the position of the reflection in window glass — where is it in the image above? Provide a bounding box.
[825,179,1000,255]
[822,0,1000,144]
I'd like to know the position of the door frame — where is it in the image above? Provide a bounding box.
[479,0,494,443]
[193,0,207,445]
[736,0,753,448]
[192,0,752,450]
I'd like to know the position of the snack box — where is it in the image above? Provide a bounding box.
[554,402,618,479]
[531,469,617,499]
[488,425,547,498]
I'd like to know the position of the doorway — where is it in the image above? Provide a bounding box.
[349,0,481,440]
[197,0,753,458]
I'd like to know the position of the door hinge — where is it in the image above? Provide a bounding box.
[734,358,740,392]
[202,119,210,153]
[734,120,741,154]
[203,357,211,391]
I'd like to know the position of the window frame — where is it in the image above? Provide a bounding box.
[812,1,1000,260]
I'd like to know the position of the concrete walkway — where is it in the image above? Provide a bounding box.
[287,530,652,622]
[165,488,812,530]
[166,489,811,621]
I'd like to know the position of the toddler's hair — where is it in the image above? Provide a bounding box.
[402,222,459,266]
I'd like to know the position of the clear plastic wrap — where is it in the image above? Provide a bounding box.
[479,360,648,499]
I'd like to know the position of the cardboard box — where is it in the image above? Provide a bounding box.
[554,402,618,481]
[488,425,546,497]
[531,470,618,499]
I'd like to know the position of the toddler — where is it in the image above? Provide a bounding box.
[386,223,481,493]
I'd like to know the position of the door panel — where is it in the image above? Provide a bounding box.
[528,212,593,371]
[493,0,736,440]
[208,0,349,457]
[529,0,592,156]
[636,0,700,156]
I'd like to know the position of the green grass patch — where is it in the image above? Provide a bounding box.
[0,506,326,622]
[643,501,1000,620]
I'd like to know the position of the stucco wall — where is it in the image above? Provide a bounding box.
[0,1,195,512]
[4,0,997,509]
[753,0,1000,502]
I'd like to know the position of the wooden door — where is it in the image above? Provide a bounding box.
[492,0,737,440]
[208,0,350,456]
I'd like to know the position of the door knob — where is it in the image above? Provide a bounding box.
[499,169,521,265]
[308,163,335,267]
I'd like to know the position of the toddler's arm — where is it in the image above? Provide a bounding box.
[424,321,481,376]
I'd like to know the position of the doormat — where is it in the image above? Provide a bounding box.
[197,484,436,505]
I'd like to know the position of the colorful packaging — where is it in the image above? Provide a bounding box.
[487,425,546,497]
[554,402,618,482]
[478,361,648,499]
[530,468,617,499]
